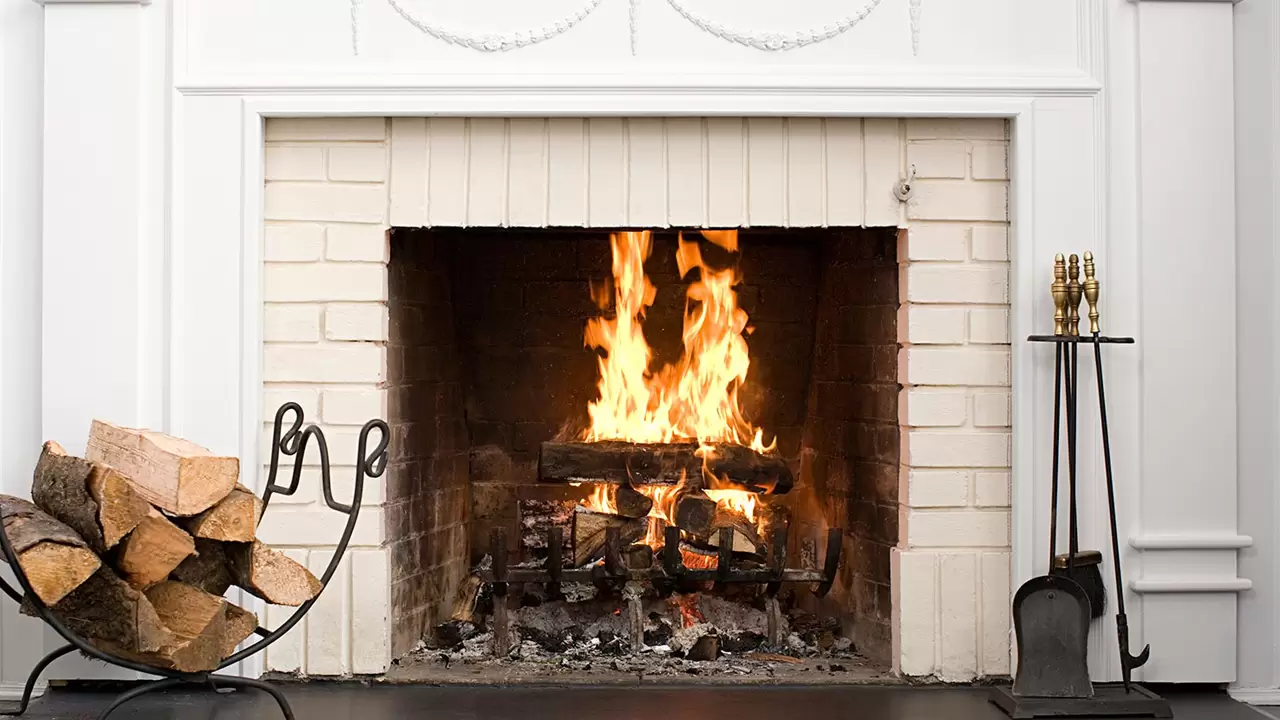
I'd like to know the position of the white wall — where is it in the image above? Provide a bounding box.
[1232,0,1280,702]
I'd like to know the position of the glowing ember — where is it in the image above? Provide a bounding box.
[671,593,705,628]
[680,546,718,572]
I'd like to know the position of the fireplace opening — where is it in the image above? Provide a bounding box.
[384,225,900,677]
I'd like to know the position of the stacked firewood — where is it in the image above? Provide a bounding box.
[0,421,321,673]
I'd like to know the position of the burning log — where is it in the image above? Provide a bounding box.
[622,543,654,570]
[610,485,654,519]
[570,509,646,567]
[705,506,763,555]
[673,494,718,538]
[538,441,793,494]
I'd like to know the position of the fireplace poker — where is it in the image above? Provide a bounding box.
[1084,252,1150,692]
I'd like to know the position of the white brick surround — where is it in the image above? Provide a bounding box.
[261,117,1011,680]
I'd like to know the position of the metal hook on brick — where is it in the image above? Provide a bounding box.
[894,164,916,202]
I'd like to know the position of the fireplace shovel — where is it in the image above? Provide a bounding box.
[1010,255,1092,700]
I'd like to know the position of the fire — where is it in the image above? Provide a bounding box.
[585,485,618,515]
[582,230,773,452]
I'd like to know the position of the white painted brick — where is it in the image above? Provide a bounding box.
[974,472,1011,507]
[896,549,937,676]
[969,308,1011,344]
[258,506,383,548]
[264,304,322,342]
[264,344,385,383]
[939,553,978,681]
[902,389,967,427]
[908,181,1008,222]
[328,146,388,182]
[973,391,1011,427]
[305,549,350,676]
[263,548,307,672]
[260,425,367,469]
[330,469,385,507]
[264,263,386,303]
[265,146,326,181]
[325,303,388,342]
[265,183,387,223]
[903,224,968,261]
[980,552,1012,675]
[266,117,386,142]
[351,549,391,674]
[901,347,1011,386]
[971,144,1009,180]
[907,141,968,179]
[908,470,970,508]
[901,306,967,345]
[906,431,1011,467]
[905,264,1008,304]
[906,118,1007,140]
[970,226,1009,261]
[326,224,388,262]
[265,224,324,262]
[257,464,320,505]
[322,388,387,426]
[908,510,1010,548]
[263,387,320,422]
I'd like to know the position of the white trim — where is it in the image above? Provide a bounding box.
[1131,578,1253,593]
[1226,688,1280,708]
[0,681,43,701]
[33,0,150,4]
[1130,533,1254,549]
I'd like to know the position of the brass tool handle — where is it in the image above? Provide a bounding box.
[1066,254,1082,336]
[1052,254,1068,336]
[1083,251,1100,334]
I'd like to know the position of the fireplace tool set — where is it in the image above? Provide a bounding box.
[990,254,1170,718]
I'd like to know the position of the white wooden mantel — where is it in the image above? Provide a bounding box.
[1,0,1248,689]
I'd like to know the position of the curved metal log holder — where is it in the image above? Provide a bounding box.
[0,402,389,720]
[478,524,842,653]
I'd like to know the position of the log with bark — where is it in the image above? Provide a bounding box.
[538,441,793,494]
[114,509,197,588]
[672,494,718,538]
[704,506,763,555]
[0,495,101,606]
[135,581,229,672]
[227,541,322,606]
[570,509,646,567]
[182,485,262,542]
[86,420,240,516]
[24,566,175,654]
[169,538,234,596]
[222,602,260,658]
[518,499,576,557]
[31,441,151,553]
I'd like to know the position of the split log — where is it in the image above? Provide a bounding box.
[705,507,763,555]
[0,495,101,606]
[622,543,654,570]
[450,575,482,623]
[25,566,175,654]
[31,441,150,552]
[538,441,793,494]
[115,509,197,588]
[137,581,229,672]
[86,420,240,516]
[169,539,233,595]
[517,499,575,557]
[570,509,646,567]
[673,494,718,538]
[227,541,322,606]
[222,603,260,658]
[183,485,262,542]
[610,484,654,519]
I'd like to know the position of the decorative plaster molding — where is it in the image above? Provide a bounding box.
[629,0,639,56]
[381,0,606,52]
[909,0,921,56]
[664,0,885,51]
[1130,533,1254,550]
[351,0,363,56]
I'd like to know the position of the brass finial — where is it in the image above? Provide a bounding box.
[1067,254,1082,336]
[1083,251,1099,335]
[1052,254,1068,336]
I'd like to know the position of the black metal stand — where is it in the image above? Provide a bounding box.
[989,684,1173,719]
[0,402,388,720]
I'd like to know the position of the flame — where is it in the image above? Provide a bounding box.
[582,230,773,451]
[584,485,618,515]
[703,488,757,524]
[671,593,705,628]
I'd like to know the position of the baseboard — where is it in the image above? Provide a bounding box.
[0,681,44,700]
[1227,687,1280,705]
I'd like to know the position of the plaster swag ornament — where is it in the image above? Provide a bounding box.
[909,0,921,56]
[664,0,886,51]
[366,0,607,54]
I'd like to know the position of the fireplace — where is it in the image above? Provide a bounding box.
[258,116,1011,680]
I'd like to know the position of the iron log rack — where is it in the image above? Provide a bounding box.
[0,402,388,720]
[477,523,843,653]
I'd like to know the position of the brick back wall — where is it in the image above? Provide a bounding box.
[385,229,469,657]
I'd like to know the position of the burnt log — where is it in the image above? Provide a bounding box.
[518,499,575,557]
[704,506,763,555]
[538,441,792,494]
[673,494,718,538]
[570,509,646,567]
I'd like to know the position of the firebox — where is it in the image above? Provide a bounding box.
[382,223,900,671]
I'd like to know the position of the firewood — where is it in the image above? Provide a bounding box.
[227,541,322,606]
[222,602,260,658]
[136,581,229,672]
[706,507,763,555]
[0,495,101,606]
[183,485,262,542]
[31,441,150,552]
[623,543,654,570]
[115,509,197,588]
[450,575,482,623]
[85,420,239,516]
[570,509,646,567]
[170,538,233,595]
[517,499,575,557]
[673,494,718,538]
[539,440,793,494]
[24,566,175,654]
[611,484,654,519]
